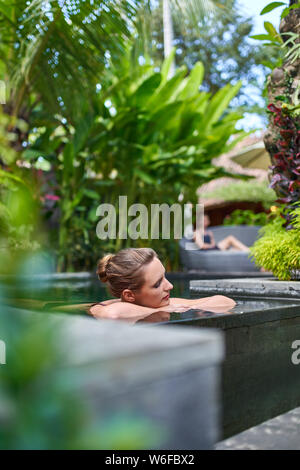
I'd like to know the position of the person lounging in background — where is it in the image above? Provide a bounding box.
[194,214,249,252]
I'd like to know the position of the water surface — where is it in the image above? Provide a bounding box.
[3,276,300,322]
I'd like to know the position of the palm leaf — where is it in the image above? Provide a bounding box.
[0,0,139,120]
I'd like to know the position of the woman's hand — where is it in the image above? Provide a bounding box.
[203,295,236,308]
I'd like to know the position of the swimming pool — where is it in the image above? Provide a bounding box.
[1,273,300,441]
[0,274,189,314]
[3,274,296,319]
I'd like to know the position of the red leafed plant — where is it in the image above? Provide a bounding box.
[267,103,300,219]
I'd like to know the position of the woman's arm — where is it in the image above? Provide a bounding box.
[89,301,188,320]
[170,295,236,309]
[89,295,236,320]
[194,230,204,249]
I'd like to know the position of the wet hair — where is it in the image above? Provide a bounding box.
[97,248,158,298]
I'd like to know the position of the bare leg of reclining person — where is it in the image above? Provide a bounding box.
[217,235,249,252]
[193,215,250,252]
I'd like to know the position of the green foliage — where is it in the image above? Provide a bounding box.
[260,1,300,19]
[251,21,283,45]
[266,104,300,218]
[202,180,276,208]
[260,2,286,15]
[0,114,24,165]
[251,2,300,69]
[92,50,244,196]
[255,3,300,227]
[281,2,300,17]
[27,48,245,270]
[223,209,269,226]
[0,1,249,271]
[0,0,138,121]
[0,112,40,257]
[169,0,222,27]
[0,0,144,271]
[250,206,300,280]
[146,0,278,116]
[281,31,300,64]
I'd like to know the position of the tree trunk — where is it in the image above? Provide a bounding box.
[263,2,300,220]
[163,0,175,77]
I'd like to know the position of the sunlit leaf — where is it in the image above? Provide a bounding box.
[260,2,286,15]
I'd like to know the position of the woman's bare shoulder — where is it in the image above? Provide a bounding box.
[99,299,121,306]
[88,299,120,316]
[89,300,160,320]
[89,302,122,319]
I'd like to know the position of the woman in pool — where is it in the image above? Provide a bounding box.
[194,214,249,252]
[89,247,236,320]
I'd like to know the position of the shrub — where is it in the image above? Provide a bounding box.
[250,206,300,280]
[223,209,269,226]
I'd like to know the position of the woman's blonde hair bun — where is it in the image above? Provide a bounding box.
[97,253,114,283]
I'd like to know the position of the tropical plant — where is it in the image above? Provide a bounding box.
[149,0,278,117]
[250,2,300,67]
[267,103,300,212]
[0,0,143,270]
[251,1,300,224]
[0,111,40,266]
[26,46,247,270]
[223,209,270,226]
[0,0,139,126]
[160,0,224,76]
[0,1,249,271]
[93,48,245,199]
[0,0,141,260]
[246,2,300,276]
[250,206,300,280]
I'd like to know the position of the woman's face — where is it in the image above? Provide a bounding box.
[133,257,173,308]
